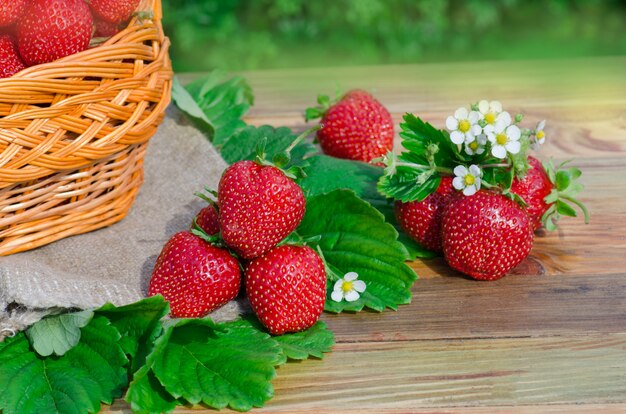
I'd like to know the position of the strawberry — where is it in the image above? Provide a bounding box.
[245,245,326,335]
[218,160,306,260]
[16,0,93,66]
[510,156,552,231]
[441,190,534,281]
[511,156,589,231]
[89,0,139,24]
[0,34,26,78]
[148,231,241,318]
[306,90,394,163]
[0,0,28,27]
[193,204,219,236]
[394,176,455,252]
[93,17,122,38]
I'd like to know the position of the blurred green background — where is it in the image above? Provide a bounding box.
[162,0,626,72]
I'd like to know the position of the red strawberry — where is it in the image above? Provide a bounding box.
[89,0,139,24]
[441,190,534,281]
[94,17,121,38]
[218,160,306,260]
[0,35,26,78]
[0,0,28,27]
[394,176,455,252]
[193,204,220,236]
[16,0,93,66]
[148,231,241,318]
[245,245,326,335]
[509,156,554,231]
[307,90,394,163]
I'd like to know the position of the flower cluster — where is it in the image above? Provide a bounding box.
[445,100,548,196]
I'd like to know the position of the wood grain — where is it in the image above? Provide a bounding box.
[103,58,626,413]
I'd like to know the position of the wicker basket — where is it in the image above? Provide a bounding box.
[0,0,172,256]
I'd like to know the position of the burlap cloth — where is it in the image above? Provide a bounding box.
[0,106,246,340]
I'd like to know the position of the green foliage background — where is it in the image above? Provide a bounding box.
[162,0,626,72]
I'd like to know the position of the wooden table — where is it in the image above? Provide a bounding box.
[108,57,626,413]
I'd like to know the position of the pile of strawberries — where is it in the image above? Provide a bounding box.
[382,103,588,281]
[305,92,587,281]
[0,0,139,78]
[148,157,327,335]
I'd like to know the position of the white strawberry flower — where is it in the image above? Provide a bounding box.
[453,164,482,196]
[331,272,366,302]
[484,117,521,159]
[446,107,482,145]
[464,133,487,156]
[533,120,547,150]
[477,100,506,126]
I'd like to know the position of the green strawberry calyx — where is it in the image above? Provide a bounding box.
[255,125,320,179]
[304,89,343,122]
[541,159,590,231]
[191,188,224,246]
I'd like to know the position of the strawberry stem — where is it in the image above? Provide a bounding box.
[394,161,453,175]
[286,125,320,154]
[482,163,512,168]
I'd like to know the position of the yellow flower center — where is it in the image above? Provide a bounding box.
[458,119,471,133]
[341,281,354,293]
[464,174,475,185]
[536,130,545,139]
[469,141,479,150]
[496,133,508,145]
[484,112,496,124]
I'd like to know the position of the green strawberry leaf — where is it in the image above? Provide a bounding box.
[25,309,93,357]
[400,114,457,167]
[274,321,334,362]
[126,320,179,414]
[482,166,514,192]
[97,295,169,372]
[0,315,128,413]
[66,315,129,404]
[0,334,102,414]
[378,168,440,202]
[297,190,417,313]
[298,155,382,201]
[126,365,179,414]
[152,318,283,412]
[296,155,437,260]
[171,77,213,131]
[221,125,316,166]
[172,71,254,147]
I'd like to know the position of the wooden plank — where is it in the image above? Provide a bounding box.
[181,57,625,117]
[321,273,626,342]
[105,402,626,413]
[105,403,626,414]
[102,334,626,413]
[264,336,626,409]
